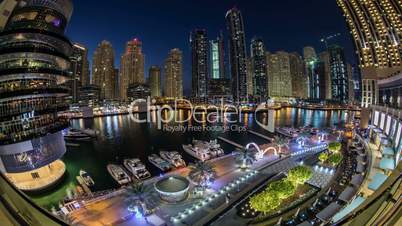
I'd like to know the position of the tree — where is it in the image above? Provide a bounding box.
[288,165,313,185]
[318,152,329,163]
[275,136,289,154]
[235,148,257,169]
[328,142,342,153]
[328,153,343,166]
[249,191,281,213]
[129,182,146,201]
[268,179,296,199]
[188,161,217,189]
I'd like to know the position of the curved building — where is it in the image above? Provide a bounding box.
[0,0,73,191]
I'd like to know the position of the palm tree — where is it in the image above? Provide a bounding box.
[235,148,257,169]
[275,136,289,155]
[129,182,146,201]
[188,161,217,189]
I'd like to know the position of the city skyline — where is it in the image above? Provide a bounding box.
[67,0,356,93]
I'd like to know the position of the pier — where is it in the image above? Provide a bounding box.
[248,130,274,142]
[217,136,244,149]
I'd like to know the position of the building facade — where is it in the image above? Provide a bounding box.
[149,66,161,97]
[119,38,145,101]
[92,40,115,100]
[0,0,17,31]
[378,73,402,109]
[337,0,402,107]
[226,7,248,102]
[307,60,327,100]
[208,78,231,98]
[289,52,308,98]
[127,83,150,101]
[250,37,267,99]
[319,51,333,99]
[69,43,89,103]
[164,49,183,98]
[190,29,208,98]
[210,32,225,80]
[266,51,292,97]
[0,0,73,191]
[328,45,349,103]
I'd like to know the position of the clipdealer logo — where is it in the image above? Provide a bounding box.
[128,97,270,132]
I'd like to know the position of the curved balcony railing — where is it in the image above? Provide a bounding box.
[0,86,70,99]
[0,103,69,119]
[0,117,69,145]
[0,67,71,78]
[0,46,70,61]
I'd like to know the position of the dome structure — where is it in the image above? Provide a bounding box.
[154,175,190,203]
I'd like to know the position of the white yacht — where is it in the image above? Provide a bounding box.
[182,139,224,161]
[123,158,151,180]
[159,151,186,168]
[64,129,91,141]
[79,170,95,187]
[107,164,131,185]
[148,154,172,172]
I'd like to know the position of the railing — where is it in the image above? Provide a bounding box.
[371,105,402,120]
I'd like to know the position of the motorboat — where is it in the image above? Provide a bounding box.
[159,151,186,168]
[79,170,95,187]
[182,139,224,161]
[64,129,92,141]
[107,164,131,185]
[123,158,151,180]
[148,154,172,171]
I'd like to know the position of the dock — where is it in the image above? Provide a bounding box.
[248,130,274,142]
[217,136,244,149]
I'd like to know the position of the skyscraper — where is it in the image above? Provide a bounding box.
[120,38,145,101]
[250,37,267,99]
[319,51,333,99]
[0,0,73,191]
[328,45,349,103]
[92,40,115,100]
[303,46,317,62]
[226,7,248,102]
[246,58,254,96]
[289,52,308,98]
[191,29,208,97]
[70,43,90,103]
[307,60,327,100]
[210,32,225,79]
[337,0,402,107]
[266,51,293,97]
[164,49,183,98]
[149,66,161,97]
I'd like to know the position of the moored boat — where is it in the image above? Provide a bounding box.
[159,151,186,168]
[123,158,151,180]
[182,139,224,161]
[148,154,172,171]
[79,170,95,187]
[107,164,131,185]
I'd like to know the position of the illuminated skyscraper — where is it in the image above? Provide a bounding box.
[289,52,308,98]
[328,45,349,103]
[120,38,145,101]
[0,0,73,191]
[303,46,317,62]
[246,57,253,96]
[307,60,327,100]
[266,51,293,97]
[210,32,225,80]
[70,43,89,103]
[92,40,115,100]
[226,7,247,102]
[191,29,208,97]
[149,65,161,97]
[164,49,183,98]
[337,0,402,106]
[250,37,267,99]
[319,51,333,99]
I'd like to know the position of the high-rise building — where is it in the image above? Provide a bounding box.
[114,68,119,100]
[0,0,73,191]
[328,45,349,103]
[347,64,355,103]
[250,37,267,99]
[226,7,248,102]
[337,0,402,107]
[120,38,145,101]
[210,32,225,80]
[70,43,90,103]
[208,79,231,98]
[289,52,308,98]
[164,49,183,98]
[92,40,115,100]
[266,51,293,97]
[303,46,317,62]
[149,66,161,97]
[246,58,253,96]
[307,60,327,100]
[0,0,17,31]
[191,29,208,97]
[319,51,332,99]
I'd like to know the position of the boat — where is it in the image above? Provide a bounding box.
[148,154,172,171]
[159,151,186,168]
[64,129,92,141]
[107,164,131,185]
[123,158,151,180]
[182,139,224,161]
[79,170,95,187]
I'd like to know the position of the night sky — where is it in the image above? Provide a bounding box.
[67,0,356,93]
